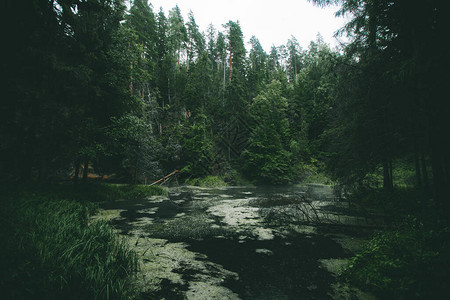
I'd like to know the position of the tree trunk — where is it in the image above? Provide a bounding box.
[383,159,393,190]
[130,62,133,95]
[229,43,232,81]
[82,157,89,182]
[73,158,80,184]
[414,150,422,187]
[134,159,138,184]
[421,151,429,190]
[223,59,226,90]
[294,56,298,82]
[38,155,47,184]
[430,145,447,215]
[389,160,393,188]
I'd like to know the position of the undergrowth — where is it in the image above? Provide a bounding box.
[0,183,165,299]
[185,175,228,187]
[341,187,450,299]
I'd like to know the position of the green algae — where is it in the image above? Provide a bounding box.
[93,184,382,299]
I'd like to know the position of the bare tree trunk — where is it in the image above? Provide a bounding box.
[130,62,133,95]
[415,153,422,186]
[73,158,80,184]
[421,152,429,190]
[294,56,298,82]
[389,160,393,188]
[430,144,446,214]
[223,59,226,90]
[229,43,232,81]
[383,159,393,190]
[82,157,89,182]
[38,155,47,184]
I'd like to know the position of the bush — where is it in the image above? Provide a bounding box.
[0,189,139,299]
[342,217,450,299]
[185,175,228,187]
[348,186,431,217]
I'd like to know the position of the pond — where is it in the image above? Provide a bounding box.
[95,184,384,299]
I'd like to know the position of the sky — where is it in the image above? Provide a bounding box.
[143,0,348,51]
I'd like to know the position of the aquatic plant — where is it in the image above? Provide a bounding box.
[146,213,231,240]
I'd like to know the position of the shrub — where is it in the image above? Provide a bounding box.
[185,175,228,187]
[343,217,450,299]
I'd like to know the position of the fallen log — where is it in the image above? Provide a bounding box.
[149,170,179,186]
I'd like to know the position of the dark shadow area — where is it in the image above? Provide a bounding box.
[102,199,185,234]
[141,278,188,300]
[184,234,349,299]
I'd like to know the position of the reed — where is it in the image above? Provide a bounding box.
[0,185,144,299]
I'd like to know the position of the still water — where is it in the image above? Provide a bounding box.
[97,184,383,299]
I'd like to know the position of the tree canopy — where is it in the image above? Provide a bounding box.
[2,0,448,216]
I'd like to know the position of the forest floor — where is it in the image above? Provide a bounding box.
[93,184,385,299]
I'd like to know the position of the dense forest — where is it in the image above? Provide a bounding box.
[1,0,449,299]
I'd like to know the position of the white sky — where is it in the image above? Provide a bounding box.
[144,0,348,52]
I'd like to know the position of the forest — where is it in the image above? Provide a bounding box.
[1,0,449,299]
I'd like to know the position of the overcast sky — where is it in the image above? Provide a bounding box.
[144,0,347,51]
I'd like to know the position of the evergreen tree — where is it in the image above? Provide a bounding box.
[248,36,269,100]
[242,80,292,184]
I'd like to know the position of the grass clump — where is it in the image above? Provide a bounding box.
[0,187,139,299]
[110,184,167,201]
[185,175,228,187]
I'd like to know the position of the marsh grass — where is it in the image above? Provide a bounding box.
[0,183,166,299]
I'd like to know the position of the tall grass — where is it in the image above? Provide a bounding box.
[0,184,153,299]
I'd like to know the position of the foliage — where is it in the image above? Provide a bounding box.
[347,186,433,221]
[98,183,168,201]
[3,0,448,201]
[302,170,334,185]
[180,113,215,177]
[343,217,450,299]
[0,188,139,299]
[312,0,450,212]
[242,80,293,185]
[2,1,449,298]
[185,175,228,188]
[1,0,343,187]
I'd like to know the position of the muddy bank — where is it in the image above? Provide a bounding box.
[95,184,379,299]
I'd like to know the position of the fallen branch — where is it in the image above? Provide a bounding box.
[149,170,179,186]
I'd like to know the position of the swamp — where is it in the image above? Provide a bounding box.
[95,184,384,299]
[2,0,449,298]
